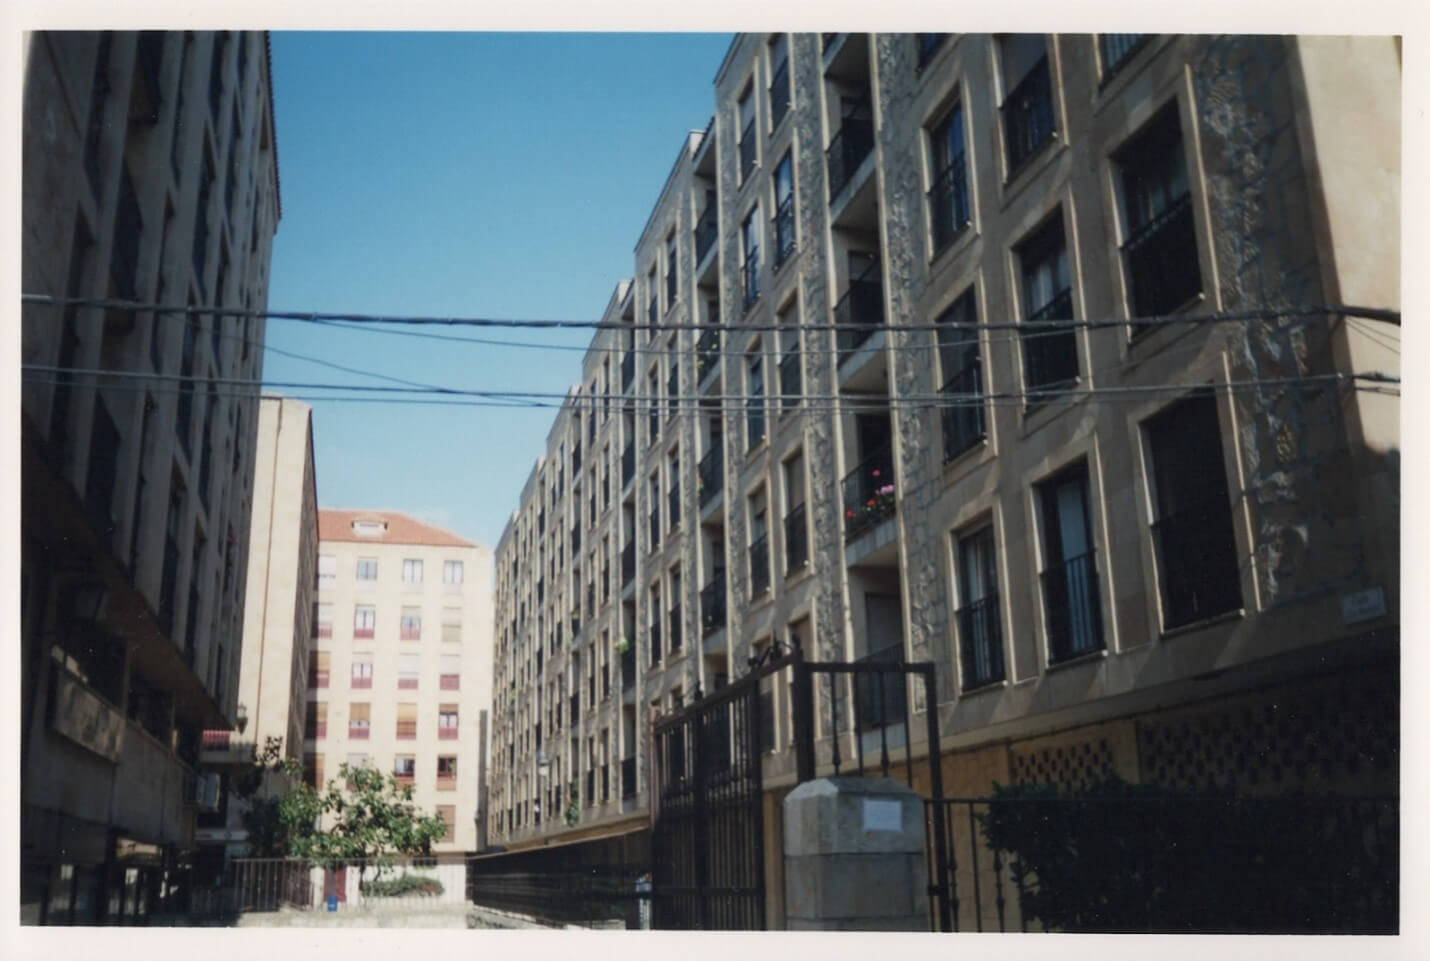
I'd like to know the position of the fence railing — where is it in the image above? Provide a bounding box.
[196,857,464,917]
[467,869,646,928]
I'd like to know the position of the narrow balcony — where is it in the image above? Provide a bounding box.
[742,247,760,312]
[621,539,635,586]
[695,203,719,267]
[1042,550,1105,663]
[621,645,636,689]
[842,440,895,541]
[622,351,636,392]
[749,533,770,597]
[650,622,663,665]
[698,446,723,508]
[696,326,721,382]
[940,361,986,463]
[1021,287,1078,395]
[826,96,874,204]
[834,262,885,365]
[739,116,757,182]
[621,444,635,490]
[1123,191,1200,326]
[667,485,680,531]
[779,350,801,408]
[957,592,1005,690]
[772,194,796,270]
[701,577,726,639]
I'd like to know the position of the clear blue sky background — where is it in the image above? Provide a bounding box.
[263,32,733,550]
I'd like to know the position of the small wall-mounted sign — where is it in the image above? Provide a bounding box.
[863,798,902,833]
[1341,586,1387,626]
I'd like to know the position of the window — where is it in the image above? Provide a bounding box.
[314,602,333,639]
[351,658,373,689]
[438,704,459,740]
[310,651,330,689]
[353,605,376,639]
[441,607,462,643]
[648,369,660,440]
[1038,463,1103,662]
[768,34,791,129]
[783,453,808,574]
[929,104,970,251]
[1116,104,1200,326]
[665,232,678,308]
[402,558,423,585]
[773,152,795,268]
[393,754,415,783]
[85,400,120,543]
[956,527,1004,688]
[437,755,458,790]
[999,34,1055,176]
[936,291,985,461]
[1145,392,1243,629]
[356,557,378,583]
[749,491,770,596]
[317,554,336,589]
[917,33,949,66]
[746,352,765,450]
[349,702,370,739]
[398,653,420,690]
[396,702,417,740]
[738,87,756,181]
[436,805,456,839]
[440,654,460,690]
[400,606,421,641]
[1099,34,1146,78]
[1017,216,1078,395]
[778,305,801,410]
[442,559,463,586]
[305,701,327,739]
[741,207,761,310]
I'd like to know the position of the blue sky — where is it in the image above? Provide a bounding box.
[263,32,732,550]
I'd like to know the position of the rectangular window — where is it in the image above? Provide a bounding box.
[351,658,373,689]
[936,290,986,461]
[396,702,417,740]
[314,602,333,639]
[783,453,808,574]
[310,651,331,689]
[778,305,800,410]
[929,104,970,251]
[746,352,765,450]
[437,755,458,790]
[356,557,378,583]
[1099,34,1146,77]
[1018,216,1078,395]
[393,754,415,783]
[956,527,1004,688]
[665,232,678,308]
[349,702,370,739]
[443,559,464,585]
[999,34,1055,176]
[741,207,761,310]
[749,491,770,596]
[400,606,421,641]
[1146,392,1243,629]
[402,558,423,585]
[306,701,327,739]
[441,606,462,643]
[354,605,376,639]
[1117,104,1201,327]
[398,653,420,690]
[440,654,460,690]
[438,704,459,740]
[317,554,336,589]
[768,34,791,129]
[738,87,756,181]
[1038,463,1103,662]
[773,152,795,267]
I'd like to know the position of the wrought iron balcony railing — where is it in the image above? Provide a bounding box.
[695,204,718,264]
[749,533,770,596]
[1001,56,1056,177]
[742,247,760,311]
[957,593,1004,689]
[621,756,637,798]
[669,604,682,652]
[696,326,720,380]
[1021,287,1078,395]
[784,503,808,574]
[940,361,986,462]
[622,351,635,391]
[928,154,970,252]
[701,577,726,637]
[1123,192,1200,326]
[842,440,895,541]
[1042,550,1104,663]
[668,485,680,529]
[698,446,723,507]
[621,540,635,585]
[1151,500,1243,630]
[827,97,875,202]
[834,266,885,363]
[768,59,791,129]
[779,350,801,408]
[772,194,796,269]
[649,622,662,664]
[739,117,757,181]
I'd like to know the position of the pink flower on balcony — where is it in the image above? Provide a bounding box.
[872,469,881,478]
[878,484,895,497]
[846,509,856,519]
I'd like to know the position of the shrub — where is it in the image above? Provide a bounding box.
[359,873,444,898]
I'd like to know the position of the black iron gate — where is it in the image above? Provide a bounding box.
[650,650,795,929]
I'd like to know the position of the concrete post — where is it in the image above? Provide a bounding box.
[782,776,929,931]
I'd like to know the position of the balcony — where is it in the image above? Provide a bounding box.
[940,362,986,462]
[1021,288,1078,394]
[772,194,796,269]
[1123,192,1201,325]
[746,398,766,451]
[842,440,895,541]
[826,97,874,203]
[784,503,808,574]
[1042,550,1104,663]
[739,116,757,182]
[701,578,726,638]
[669,604,682,653]
[650,622,662,664]
[1151,500,1243,629]
[749,533,770,596]
[695,204,719,265]
[696,327,721,383]
[957,593,1005,690]
[622,756,637,799]
[1001,56,1056,179]
[622,540,635,585]
[834,263,885,364]
[698,446,723,508]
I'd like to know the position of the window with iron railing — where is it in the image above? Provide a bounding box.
[622,539,636,584]
[768,35,791,129]
[695,199,718,265]
[622,350,635,392]
[440,655,461,690]
[842,440,896,541]
[698,445,723,507]
[834,256,885,363]
[956,527,1004,689]
[1099,34,1147,79]
[749,532,770,596]
[669,604,682,652]
[1117,105,1201,329]
[696,325,720,380]
[1038,464,1104,663]
[649,504,661,552]
[437,756,458,790]
[739,95,757,182]
[649,621,663,664]
[773,152,795,268]
[351,660,373,689]
[742,245,760,311]
[827,95,874,202]
[854,643,907,732]
[354,605,376,640]
[1000,51,1056,178]
[784,502,808,574]
[393,755,415,784]
[1146,392,1243,630]
[929,105,970,252]
[622,756,637,798]
[937,291,985,461]
[350,703,371,740]
[779,346,801,409]
[667,361,679,419]
[1018,218,1077,396]
[701,576,726,637]
[438,705,458,740]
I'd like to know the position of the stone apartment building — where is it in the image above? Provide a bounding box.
[310,510,495,855]
[20,31,282,924]
[192,396,318,870]
[485,30,1399,908]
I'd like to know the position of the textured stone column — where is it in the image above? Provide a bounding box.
[783,776,929,931]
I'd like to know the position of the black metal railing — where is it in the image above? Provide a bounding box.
[1151,501,1243,629]
[1100,33,1147,78]
[621,444,635,488]
[842,441,896,540]
[621,645,635,688]
[772,194,795,268]
[621,539,635,585]
[1002,57,1056,177]
[621,756,637,798]
[827,97,874,202]
[668,485,680,530]
[834,265,885,363]
[696,326,720,380]
[570,693,579,725]
[1123,192,1200,325]
[748,533,770,596]
[746,396,765,451]
[929,154,971,252]
[622,351,635,391]
[695,204,718,265]
[701,577,726,638]
[1021,288,1078,395]
[779,349,801,408]
[854,643,907,732]
[768,59,791,129]
[650,622,662,664]
[669,604,682,652]
[742,247,760,311]
[1042,550,1104,663]
[698,446,723,507]
[957,593,1004,689]
[940,362,986,462]
[467,868,646,929]
[784,503,808,574]
[739,117,757,181]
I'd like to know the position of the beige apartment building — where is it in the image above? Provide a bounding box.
[193,396,318,868]
[20,31,281,924]
[311,510,494,855]
[486,32,1399,917]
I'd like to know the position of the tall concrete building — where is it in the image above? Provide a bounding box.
[193,396,318,867]
[20,31,281,923]
[311,511,494,855]
[485,31,1399,916]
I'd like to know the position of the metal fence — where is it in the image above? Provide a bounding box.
[467,870,647,928]
[192,857,465,918]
